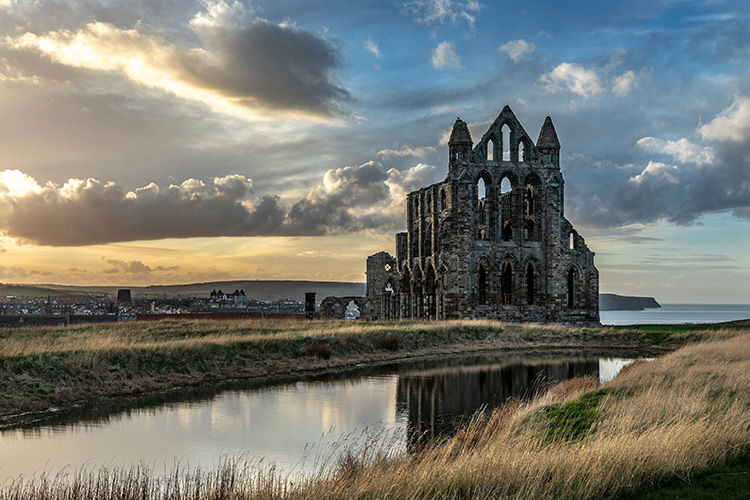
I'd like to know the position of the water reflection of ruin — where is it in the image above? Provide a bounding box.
[396,358,599,448]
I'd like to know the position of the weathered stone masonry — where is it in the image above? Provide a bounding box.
[322,106,599,324]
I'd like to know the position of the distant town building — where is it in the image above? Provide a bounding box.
[117,289,132,305]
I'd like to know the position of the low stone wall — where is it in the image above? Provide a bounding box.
[136,313,306,321]
[0,314,70,327]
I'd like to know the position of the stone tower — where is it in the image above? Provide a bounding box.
[364,106,599,324]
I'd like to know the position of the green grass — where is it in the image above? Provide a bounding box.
[533,387,613,442]
[624,454,750,499]
[608,323,747,346]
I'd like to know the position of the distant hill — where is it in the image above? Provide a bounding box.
[37,280,366,302]
[6,281,659,310]
[0,284,89,298]
[600,293,661,311]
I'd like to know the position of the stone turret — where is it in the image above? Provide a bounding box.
[537,116,560,168]
[448,118,473,169]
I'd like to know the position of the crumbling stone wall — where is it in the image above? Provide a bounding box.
[318,296,376,320]
[364,105,599,324]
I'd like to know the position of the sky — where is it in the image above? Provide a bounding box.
[0,0,749,303]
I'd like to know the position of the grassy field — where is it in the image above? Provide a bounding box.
[0,321,748,499]
[0,318,725,420]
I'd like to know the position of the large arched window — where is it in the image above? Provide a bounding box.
[567,267,578,308]
[518,140,525,163]
[500,175,513,242]
[526,263,535,305]
[486,138,495,161]
[476,175,490,240]
[478,265,488,305]
[401,268,412,319]
[423,224,432,257]
[524,173,542,217]
[500,177,512,194]
[501,124,511,161]
[525,219,535,241]
[477,177,486,199]
[425,265,437,319]
[501,261,513,305]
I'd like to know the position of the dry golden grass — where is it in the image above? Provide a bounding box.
[1,319,599,418]
[2,328,749,499]
[0,318,601,357]
[297,330,750,500]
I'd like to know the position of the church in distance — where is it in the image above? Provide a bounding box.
[321,106,599,324]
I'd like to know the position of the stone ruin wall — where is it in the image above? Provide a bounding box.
[320,106,599,325]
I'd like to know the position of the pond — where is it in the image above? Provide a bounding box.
[0,351,637,484]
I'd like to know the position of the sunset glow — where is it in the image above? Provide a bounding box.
[0,0,749,303]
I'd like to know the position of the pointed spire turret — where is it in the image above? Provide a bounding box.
[449,117,472,146]
[448,117,473,171]
[537,116,560,168]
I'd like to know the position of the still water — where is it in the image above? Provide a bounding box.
[0,352,634,484]
[600,303,750,325]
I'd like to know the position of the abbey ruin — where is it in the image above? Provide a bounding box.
[320,106,599,324]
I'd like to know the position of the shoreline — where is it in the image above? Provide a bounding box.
[0,318,725,429]
[1,343,657,430]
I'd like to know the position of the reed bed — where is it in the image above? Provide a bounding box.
[2,329,749,499]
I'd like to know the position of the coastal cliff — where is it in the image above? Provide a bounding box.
[599,293,661,311]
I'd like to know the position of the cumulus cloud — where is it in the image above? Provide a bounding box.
[4,0,349,121]
[569,96,750,227]
[431,41,461,68]
[498,39,535,62]
[612,70,639,97]
[403,0,481,29]
[698,95,750,143]
[0,160,444,245]
[364,38,381,57]
[0,172,286,245]
[286,161,441,235]
[540,62,603,98]
[637,137,715,166]
[628,161,680,185]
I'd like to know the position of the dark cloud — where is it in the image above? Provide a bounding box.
[0,174,286,245]
[286,161,391,235]
[566,96,750,228]
[0,161,443,245]
[286,161,441,235]
[4,1,350,119]
[186,7,351,116]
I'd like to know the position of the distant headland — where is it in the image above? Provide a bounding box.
[599,293,661,311]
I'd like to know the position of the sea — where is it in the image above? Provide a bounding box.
[600,304,750,326]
